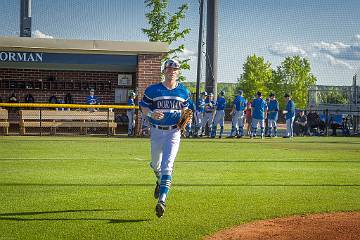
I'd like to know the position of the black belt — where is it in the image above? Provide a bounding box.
[151,124,178,130]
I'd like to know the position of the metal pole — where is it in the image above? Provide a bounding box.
[205,0,219,98]
[39,108,42,136]
[325,109,329,136]
[20,0,32,37]
[354,74,358,133]
[107,108,110,136]
[195,0,205,105]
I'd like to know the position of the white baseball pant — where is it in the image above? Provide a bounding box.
[212,110,225,127]
[285,116,295,137]
[127,110,135,135]
[150,127,181,176]
[202,112,213,130]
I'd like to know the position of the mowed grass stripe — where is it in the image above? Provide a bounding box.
[1,158,360,163]
[0,136,359,240]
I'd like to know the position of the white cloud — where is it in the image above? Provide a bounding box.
[33,30,54,39]
[177,48,197,59]
[321,54,353,70]
[268,36,360,71]
[313,39,360,61]
[268,43,307,57]
[353,34,360,42]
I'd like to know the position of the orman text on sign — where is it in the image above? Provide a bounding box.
[0,51,137,66]
[0,52,43,62]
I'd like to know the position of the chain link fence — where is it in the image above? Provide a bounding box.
[307,84,360,136]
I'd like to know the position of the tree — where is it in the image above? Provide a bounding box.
[236,55,273,100]
[274,56,317,109]
[317,88,349,104]
[142,0,191,81]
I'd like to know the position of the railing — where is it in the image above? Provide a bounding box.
[0,103,139,136]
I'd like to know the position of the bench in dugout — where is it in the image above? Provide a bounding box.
[19,110,117,135]
[0,109,10,135]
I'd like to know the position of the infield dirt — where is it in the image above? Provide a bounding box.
[205,212,360,240]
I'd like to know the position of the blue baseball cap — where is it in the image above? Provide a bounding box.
[164,59,180,69]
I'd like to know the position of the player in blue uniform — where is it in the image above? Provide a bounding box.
[185,95,196,138]
[228,90,247,138]
[251,91,267,138]
[86,89,100,112]
[267,93,279,137]
[211,90,226,138]
[283,93,295,138]
[127,92,136,136]
[194,91,207,137]
[201,93,215,137]
[139,59,190,218]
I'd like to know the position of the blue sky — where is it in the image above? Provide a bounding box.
[1,0,360,86]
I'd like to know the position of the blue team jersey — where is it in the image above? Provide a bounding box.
[188,98,196,111]
[233,95,247,111]
[86,95,100,105]
[285,100,295,119]
[127,98,135,106]
[267,99,279,120]
[252,98,267,120]
[127,98,135,112]
[140,82,190,126]
[205,98,215,112]
[196,98,206,113]
[216,97,226,110]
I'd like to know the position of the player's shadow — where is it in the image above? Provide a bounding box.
[0,209,149,224]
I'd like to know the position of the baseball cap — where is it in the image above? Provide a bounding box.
[220,90,225,96]
[238,90,243,95]
[90,88,95,92]
[129,91,136,96]
[164,59,180,69]
[209,93,214,97]
[201,91,208,96]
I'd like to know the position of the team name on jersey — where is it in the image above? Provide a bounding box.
[156,99,182,110]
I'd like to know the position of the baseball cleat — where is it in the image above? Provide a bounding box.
[155,201,166,218]
[154,182,160,199]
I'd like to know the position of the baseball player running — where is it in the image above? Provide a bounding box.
[211,90,226,138]
[267,93,279,137]
[228,90,247,138]
[194,91,207,137]
[140,59,191,218]
[251,91,268,138]
[201,93,215,137]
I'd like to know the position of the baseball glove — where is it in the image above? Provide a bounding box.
[177,108,193,132]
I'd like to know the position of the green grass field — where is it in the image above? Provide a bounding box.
[0,136,359,240]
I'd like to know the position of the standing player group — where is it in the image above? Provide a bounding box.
[190,90,295,139]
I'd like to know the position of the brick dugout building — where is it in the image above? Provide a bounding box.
[0,36,168,133]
